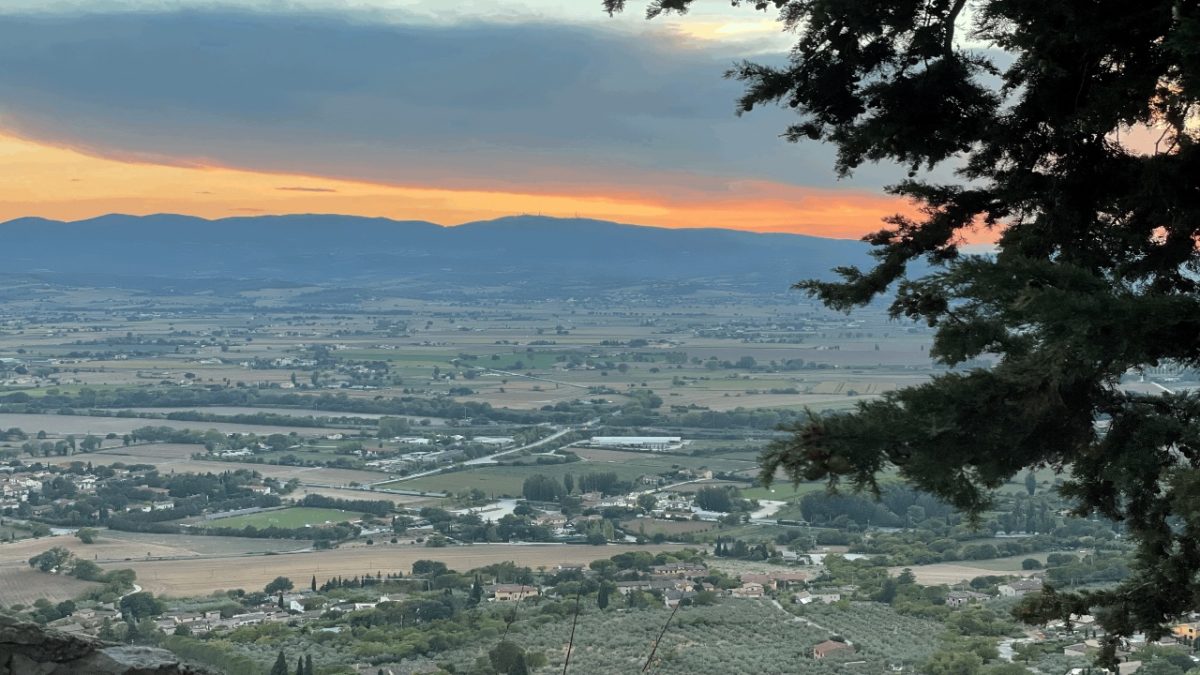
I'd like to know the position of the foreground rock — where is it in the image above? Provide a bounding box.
[0,616,214,675]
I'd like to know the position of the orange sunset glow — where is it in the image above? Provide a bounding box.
[0,131,913,239]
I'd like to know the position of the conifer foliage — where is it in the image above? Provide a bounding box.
[609,0,1200,657]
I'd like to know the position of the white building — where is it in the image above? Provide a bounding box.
[473,437,514,447]
[590,436,683,452]
[998,578,1044,597]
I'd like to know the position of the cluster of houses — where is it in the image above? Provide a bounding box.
[927,574,1200,674]
[44,605,123,635]
[361,436,513,473]
[0,468,109,511]
[0,474,44,508]
[1055,618,1200,675]
[51,590,407,640]
[483,562,817,610]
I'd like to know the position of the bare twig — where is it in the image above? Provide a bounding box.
[642,600,681,672]
[562,587,583,675]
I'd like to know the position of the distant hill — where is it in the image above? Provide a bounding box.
[0,213,874,297]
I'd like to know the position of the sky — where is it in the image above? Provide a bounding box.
[0,1,923,238]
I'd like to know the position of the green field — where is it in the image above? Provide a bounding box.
[620,518,715,536]
[573,447,759,474]
[198,507,364,529]
[739,483,827,501]
[380,460,653,497]
[946,551,1050,571]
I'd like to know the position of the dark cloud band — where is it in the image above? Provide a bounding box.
[0,9,908,193]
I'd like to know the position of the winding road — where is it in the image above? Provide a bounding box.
[368,418,598,487]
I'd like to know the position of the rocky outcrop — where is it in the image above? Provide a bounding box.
[0,616,215,675]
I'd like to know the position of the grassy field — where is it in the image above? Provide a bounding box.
[620,518,715,536]
[888,553,1049,584]
[290,486,435,507]
[572,447,758,474]
[198,507,364,529]
[739,483,827,501]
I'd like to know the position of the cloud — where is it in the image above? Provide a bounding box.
[276,186,338,193]
[0,8,914,199]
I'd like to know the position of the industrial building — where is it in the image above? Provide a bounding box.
[589,436,683,452]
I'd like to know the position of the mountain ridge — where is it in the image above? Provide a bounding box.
[2,213,874,297]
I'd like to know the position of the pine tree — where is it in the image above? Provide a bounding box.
[305,654,314,675]
[597,582,610,610]
[294,655,304,675]
[310,575,316,592]
[611,0,1200,658]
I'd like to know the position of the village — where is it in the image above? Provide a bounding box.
[1,429,1195,675]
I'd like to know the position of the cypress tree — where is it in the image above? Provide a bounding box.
[268,651,288,675]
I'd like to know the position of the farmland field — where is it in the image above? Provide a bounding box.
[94,530,309,557]
[112,542,692,597]
[46,446,387,486]
[795,602,945,664]
[428,598,942,675]
[121,406,379,419]
[118,406,451,426]
[91,442,198,460]
[888,555,1048,584]
[0,568,101,606]
[0,413,349,438]
[0,530,305,568]
[197,507,364,529]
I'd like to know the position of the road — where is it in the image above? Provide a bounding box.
[461,364,590,390]
[767,598,837,635]
[119,583,143,601]
[997,637,1042,673]
[369,418,598,486]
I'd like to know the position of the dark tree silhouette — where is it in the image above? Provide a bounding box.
[269,651,289,675]
[610,0,1200,660]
